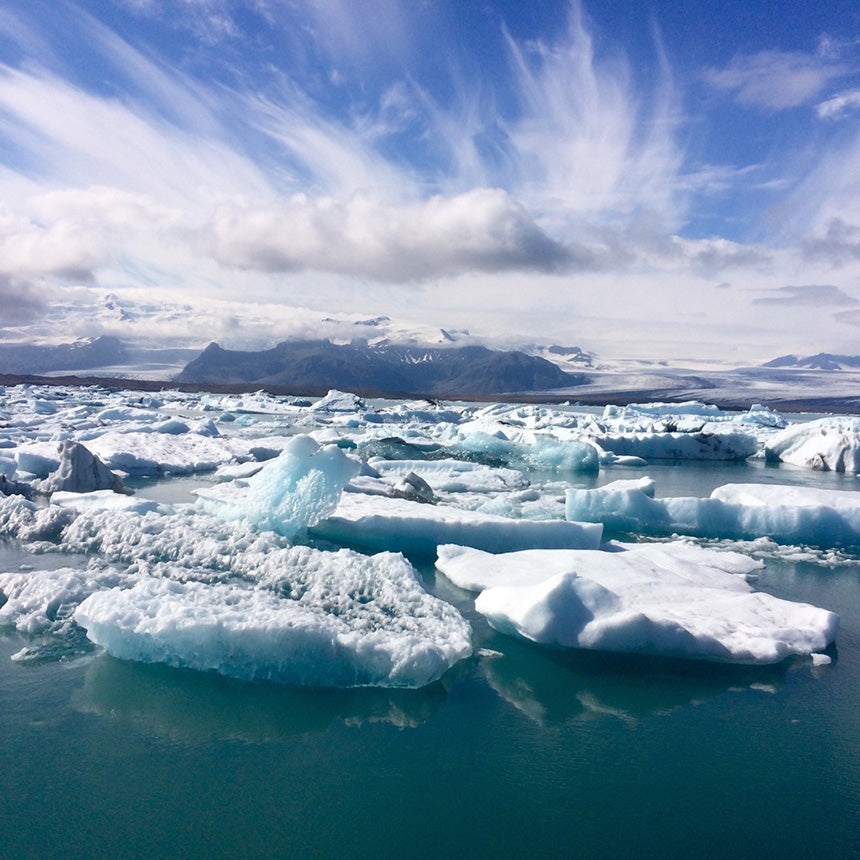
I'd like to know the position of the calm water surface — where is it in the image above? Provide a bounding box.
[2,460,860,859]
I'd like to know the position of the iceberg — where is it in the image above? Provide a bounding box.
[38,441,130,495]
[565,478,860,548]
[764,417,860,472]
[85,430,254,477]
[75,547,472,688]
[367,457,529,493]
[196,435,359,539]
[313,492,603,555]
[436,543,837,664]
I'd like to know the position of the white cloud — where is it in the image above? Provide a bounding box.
[817,89,860,119]
[705,49,848,110]
[199,188,574,281]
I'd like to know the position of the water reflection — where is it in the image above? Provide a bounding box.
[477,636,800,726]
[74,654,446,743]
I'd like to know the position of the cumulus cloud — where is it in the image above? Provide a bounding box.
[705,49,848,110]
[752,284,859,307]
[199,188,577,281]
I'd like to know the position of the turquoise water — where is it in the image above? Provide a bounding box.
[2,462,860,858]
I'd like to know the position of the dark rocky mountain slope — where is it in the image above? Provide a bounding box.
[176,340,588,395]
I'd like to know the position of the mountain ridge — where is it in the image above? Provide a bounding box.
[175,339,588,395]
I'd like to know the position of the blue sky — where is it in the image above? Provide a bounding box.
[1,0,859,362]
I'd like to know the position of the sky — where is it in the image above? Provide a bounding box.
[1,0,860,364]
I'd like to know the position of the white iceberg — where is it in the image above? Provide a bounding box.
[75,547,472,688]
[313,492,603,555]
[764,417,860,472]
[565,477,860,548]
[367,457,529,494]
[85,430,254,476]
[436,543,837,665]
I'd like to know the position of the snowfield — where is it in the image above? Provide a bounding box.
[0,384,849,685]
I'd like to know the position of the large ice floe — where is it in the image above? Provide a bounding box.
[436,543,838,664]
[0,385,849,685]
[565,477,860,548]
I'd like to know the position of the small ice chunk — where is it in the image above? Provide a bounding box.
[0,564,130,635]
[311,390,365,412]
[811,652,831,666]
[196,435,360,538]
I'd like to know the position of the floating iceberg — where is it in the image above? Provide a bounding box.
[38,441,130,495]
[314,492,603,556]
[75,547,472,688]
[85,430,254,477]
[437,543,837,664]
[764,417,860,472]
[367,457,529,494]
[565,477,860,548]
[196,435,359,539]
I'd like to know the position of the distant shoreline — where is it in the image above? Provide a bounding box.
[3,371,860,414]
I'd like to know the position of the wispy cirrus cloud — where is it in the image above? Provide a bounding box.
[704,47,850,111]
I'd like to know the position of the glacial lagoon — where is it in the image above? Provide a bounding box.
[1,387,860,858]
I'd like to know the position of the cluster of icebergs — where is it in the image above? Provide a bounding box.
[0,385,852,687]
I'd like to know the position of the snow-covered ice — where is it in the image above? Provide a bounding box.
[313,492,603,555]
[437,543,837,664]
[764,417,860,472]
[75,547,472,688]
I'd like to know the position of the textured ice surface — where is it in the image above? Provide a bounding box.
[75,547,472,688]
[764,417,860,472]
[310,389,365,412]
[587,429,758,461]
[196,435,359,538]
[0,494,76,542]
[314,492,603,555]
[565,478,860,548]
[367,457,529,493]
[85,430,254,476]
[0,564,130,636]
[438,544,837,664]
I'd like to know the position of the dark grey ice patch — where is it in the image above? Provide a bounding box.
[753,284,859,307]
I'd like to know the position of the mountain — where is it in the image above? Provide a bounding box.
[763,353,860,371]
[0,336,128,375]
[176,340,588,395]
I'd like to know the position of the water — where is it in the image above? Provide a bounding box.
[2,465,860,858]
